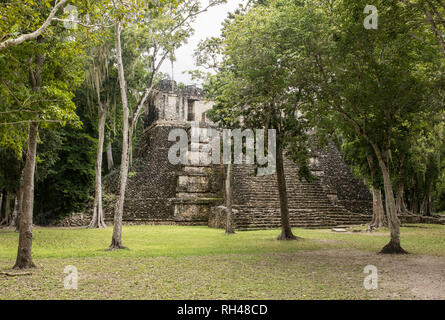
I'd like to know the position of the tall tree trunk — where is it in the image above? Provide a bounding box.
[412,178,419,214]
[13,173,24,231]
[367,155,386,229]
[14,37,43,268]
[109,21,129,250]
[371,187,386,229]
[13,122,38,269]
[15,190,23,232]
[129,126,134,168]
[374,148,407,254]
[395,158,406,214]
[396,182,405,214]
[276,143,297,240]
[10,195,19,228]
[420,199,426,215]
[2,191,11,225]
[225,163,235,234]
[424,180,433,216]
[106,142,114,172]
[0,192,3,223]
[89,104,107,229]
[400,191,407,213]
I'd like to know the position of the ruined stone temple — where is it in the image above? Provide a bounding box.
[110,80,373,230]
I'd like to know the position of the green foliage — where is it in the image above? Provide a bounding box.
[35,129,63,183]
[0,148,23,192]
[205,0,333,179]
[302,0,444,212]
[34,128,96,224]
[0,27,85,153]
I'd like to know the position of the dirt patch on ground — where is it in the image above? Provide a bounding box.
[320,229,388,236]
[322,229,419,237]
[296,248,445,300]
[313,238,345,244]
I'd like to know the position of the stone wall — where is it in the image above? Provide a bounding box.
[208,206,237,229]
[311,143,373,215]
[103,121,223,225]
[49,213,91,227]
[103,122,185,223]
[229,153,373,230]
[144,80,214,127]
[101,120,373,228]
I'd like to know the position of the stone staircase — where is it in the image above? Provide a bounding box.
[232,158,372,230]
[172,125,223,224]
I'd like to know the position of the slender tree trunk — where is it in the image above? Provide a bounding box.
[276,143,297,241]
[11,169,25,230]
[2,191,11,225]
[14,182,24,232]
[0,192,3,223]
[412,178,419,214]
[420,199,426,215]
[367,155,386,229]
[225,163,235,234]
[425,180,433,216]
[106,142,114,172]
[10,195,19,228]
[374,150,407,254]
[395,157,407,214]
[129,126,133,168]
[371,187,386,229]
[14,37,43,268]
[338,107,406,252]
[89,104,107,229]
[0,191,4,225]
[109,21,129,250]
[13,122,39,269]
[396,182,405,214]
[401,191,407,213]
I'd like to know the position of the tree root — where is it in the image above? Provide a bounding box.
[106,244,129,251]
[277,230,300,241]
[0,271,33,277]
[88,223,107,229]
[12,262,36,270]
[379,241,408,254]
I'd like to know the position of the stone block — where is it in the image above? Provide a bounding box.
[174,204,210,222]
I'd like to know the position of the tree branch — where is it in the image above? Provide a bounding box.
[0,0,69,51]
[51,18,114,29]
[0,120,67,126]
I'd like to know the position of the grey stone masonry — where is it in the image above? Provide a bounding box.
[311,143,373,215]
[229,153,373,231]
[145,80,214,127]
[116,119,374,229]
[104,120,223,225]
[102,80,375,229]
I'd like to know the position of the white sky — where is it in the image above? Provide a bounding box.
[160,0,244,85]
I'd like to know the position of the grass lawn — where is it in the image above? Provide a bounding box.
[1,224,445,300]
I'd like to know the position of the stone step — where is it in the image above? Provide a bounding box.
[176,192,219,199]
[230,156,373,230]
